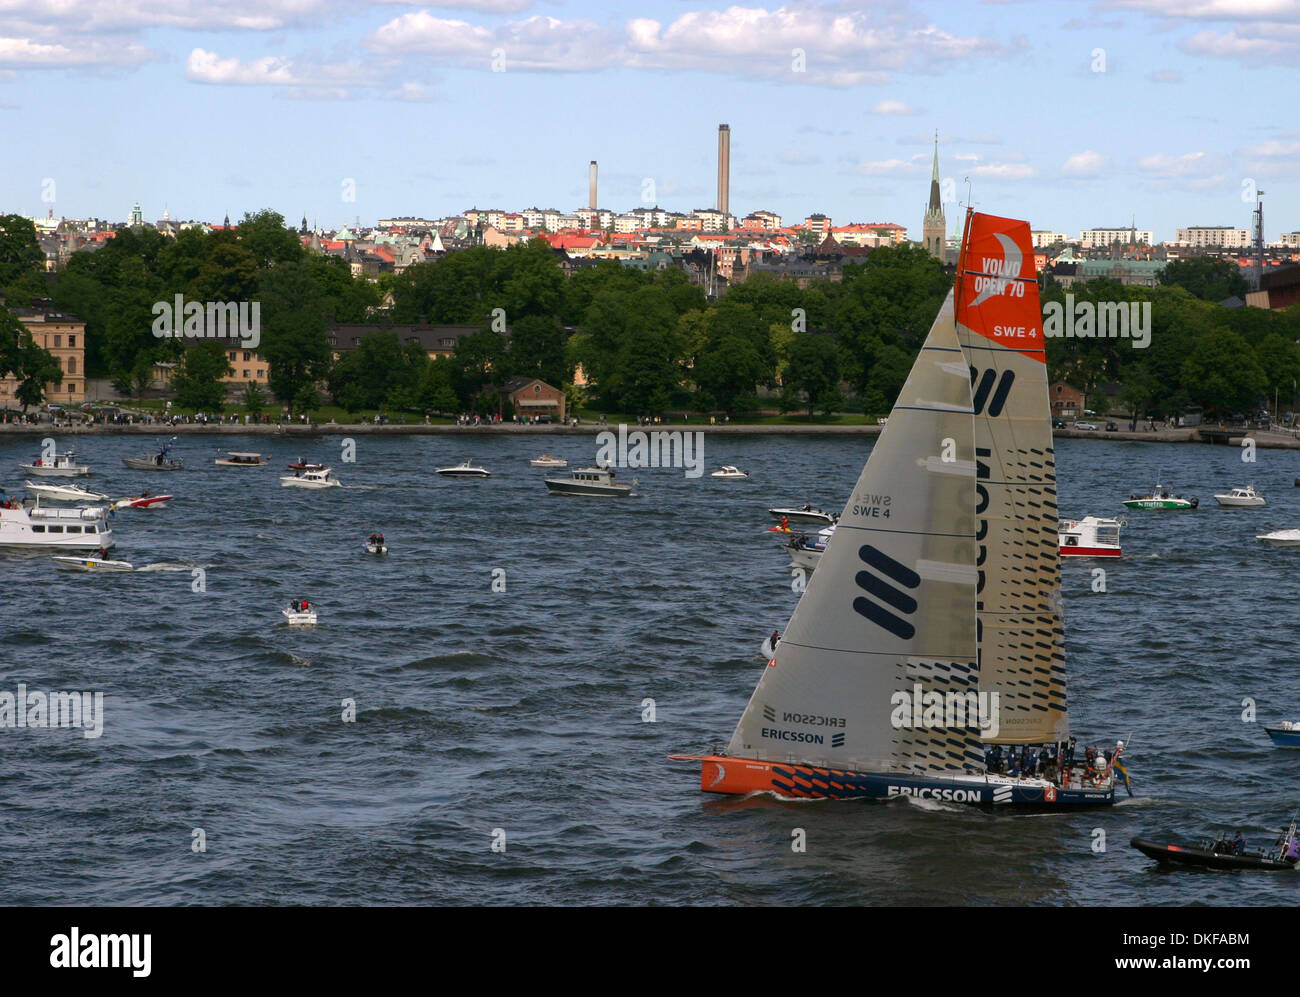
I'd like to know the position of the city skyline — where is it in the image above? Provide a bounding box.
[1,1,1297,240]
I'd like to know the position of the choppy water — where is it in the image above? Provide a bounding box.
[2,432,1299,906]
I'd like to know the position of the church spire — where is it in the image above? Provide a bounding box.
[922,131,946,260]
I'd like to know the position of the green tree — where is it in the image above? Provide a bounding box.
[1158,258,1249,303]
[236,210,304,267]
[242,381,268,419]
[1180,330,1267,416]
[0,305,63,411]
[171,341,233,412]
[781,333,842,419]
[257,261,332,410]
[0,214,44,292]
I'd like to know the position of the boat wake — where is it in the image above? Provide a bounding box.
[134,562,209,572]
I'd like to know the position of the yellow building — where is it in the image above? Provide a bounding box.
[0,307,86,408]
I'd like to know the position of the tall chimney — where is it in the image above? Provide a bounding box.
[589,161,598,211]
[717,124,730,216]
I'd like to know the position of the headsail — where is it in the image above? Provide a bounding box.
[954,210,1069,745]
[726,292,986,774]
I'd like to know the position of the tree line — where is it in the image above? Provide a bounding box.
[2,210,1297,420]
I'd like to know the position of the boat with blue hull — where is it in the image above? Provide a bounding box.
[673,209,1128,810]
[1266,723,1300,747]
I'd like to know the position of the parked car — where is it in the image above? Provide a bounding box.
[1073,421,1098,431]
[1051,417,1066,429]
[1105,421,1118,431]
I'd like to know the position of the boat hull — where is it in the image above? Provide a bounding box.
[123,458,183,471]
[1123,499,1196,510]
[21,465,89,477]
[1215,497,1265,507]
[1266,727,1300,747]
[768,508,834,524]
[1059,545,1121,558]
[544,481,630,497]
[682,755,1114,807]
[52,556,133,572]
[1131,838,1296,871]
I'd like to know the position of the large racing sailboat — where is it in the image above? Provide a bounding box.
[673,210,1126,807]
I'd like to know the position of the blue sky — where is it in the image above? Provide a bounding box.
[1,0,1296,241]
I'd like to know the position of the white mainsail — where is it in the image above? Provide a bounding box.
[954,211,1069,745]
[727,291,987,774]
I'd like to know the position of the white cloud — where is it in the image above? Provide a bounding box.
[367,13,613,70]
[870,99,918,115]
[0,35,152,68]
[1138,150,1210,176]
[968,162,1035,179]
[186,49,381,88]
[365,3,1013,85]
[1061,150,1109,176]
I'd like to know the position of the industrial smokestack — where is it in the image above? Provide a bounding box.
[717,124,730,217]
[589,161,598,211]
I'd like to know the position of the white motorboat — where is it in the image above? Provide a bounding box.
[1215,485,1266,507]
[24,481,109,502]
[215,451,269,467]
[437,460,491,477]
[283,601,318,625]
[19,450,90,477]
[711,465,750,479]
[785,523,836,572]
[1058,516,1122,558]
[52,554,134,572]
[544,465,632,497]
[1258,529,1300,547]
[768,505,837,525]
[529,455,568,468]
[0,497,114,549]
[365,534,388,554]
[280,467,341,488]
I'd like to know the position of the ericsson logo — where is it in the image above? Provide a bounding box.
[970,367,1015,418]
[993,785,1014,805]
[853,545,920,639]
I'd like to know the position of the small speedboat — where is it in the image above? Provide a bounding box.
[785,524,836,572]
[113,492,173,510]
[365,535,388,555]
[1266,722,1300,747]
[1258,529,1300,547]
[216,451,268,467]
[1131,833,1299,871]
[52,555,134,572]
[711,465,750,479]
[437,460,491,478]
[287,459,326,471]
[1215,485,1266,507]
[768,505,836,525]
[759,633,781,659]
[20,451,90,477]
[529,455,568,468]
[1123,484,1197,510]
[24,481,109,502]
[124,439,183,471]
[283,602,318,625]
[280,467,341,488]
[1058,515,1122,558]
